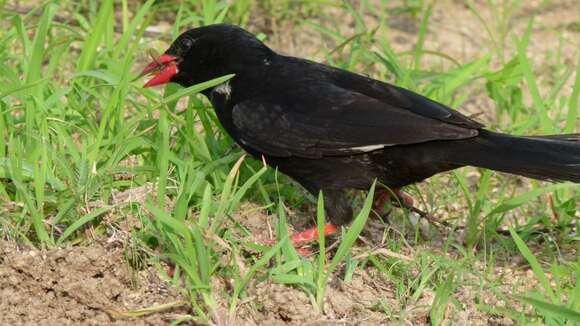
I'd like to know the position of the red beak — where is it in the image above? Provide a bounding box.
[140,54,179,87]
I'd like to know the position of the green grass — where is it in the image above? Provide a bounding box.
[1,0,579,324]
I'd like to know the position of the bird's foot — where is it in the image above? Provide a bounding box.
[290,223,338,244]
[264,223,338,256]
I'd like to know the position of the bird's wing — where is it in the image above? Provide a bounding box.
[231,83,479,158]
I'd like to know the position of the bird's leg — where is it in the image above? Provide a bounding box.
[395,190,415,207]
[263,223,338,256]
[373,188,415,216]
[375,189,447,229]
[373,191,391,216]
[290,223,338,244]
[262,188,345,255]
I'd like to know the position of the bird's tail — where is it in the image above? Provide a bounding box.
[446,130,580,182]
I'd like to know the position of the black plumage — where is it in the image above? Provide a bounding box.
[144,24,580,227]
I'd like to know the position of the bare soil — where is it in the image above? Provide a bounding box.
[0,242,190,326]
[0,203,532,325]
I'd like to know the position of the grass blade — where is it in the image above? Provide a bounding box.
[514,19,553,133]
[508,228,556,302]
[316,181,376,308]
[57,207,111,245]
[77,0,114,71]
[430,273,455,326]
[521,296,580,322]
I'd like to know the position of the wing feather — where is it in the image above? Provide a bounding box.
[232,83,479,158]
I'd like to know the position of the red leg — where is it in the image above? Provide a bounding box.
[394,189,414,207]
[374,188,415,215]
[290,223,338,244]
[373,190,392,216]
[263,223,338,256]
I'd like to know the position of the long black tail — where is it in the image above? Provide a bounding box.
[446,130,580,182]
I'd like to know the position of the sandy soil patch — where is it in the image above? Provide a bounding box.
[0,242,190,326]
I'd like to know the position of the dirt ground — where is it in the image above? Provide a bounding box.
[0,204,529,326]
[0,242,190,326]
[2,0,578,325]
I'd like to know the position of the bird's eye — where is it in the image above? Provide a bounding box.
[181,38,193,50]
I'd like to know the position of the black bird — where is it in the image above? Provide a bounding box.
[141,24,580,243]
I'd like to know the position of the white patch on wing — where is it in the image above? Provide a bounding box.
[348,144,387,152]
[214,81,232,99]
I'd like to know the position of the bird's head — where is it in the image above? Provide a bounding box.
[140,24,273,88]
